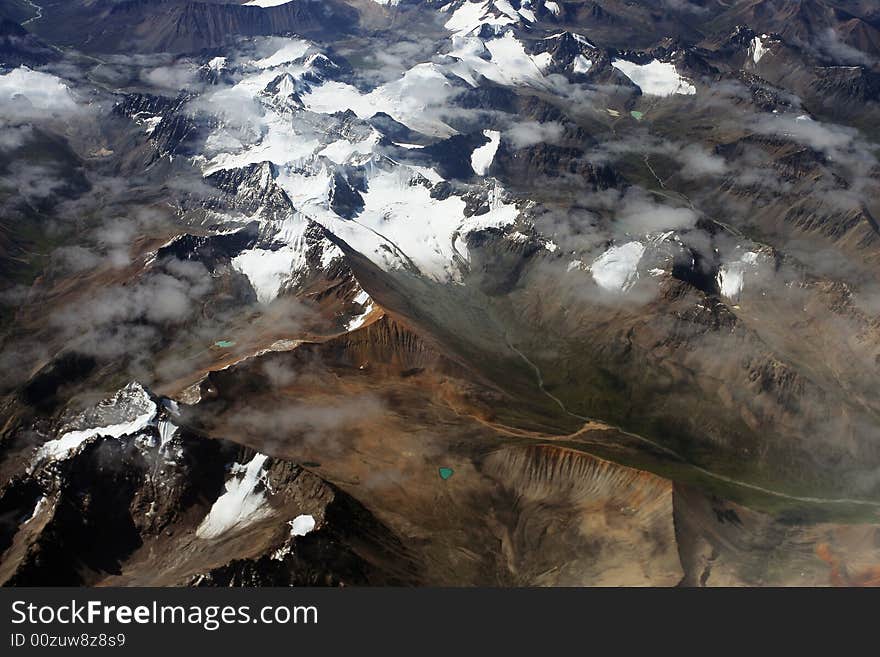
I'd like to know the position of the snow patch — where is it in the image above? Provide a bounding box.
[163,399,181,416]
[717,265,744,300]
[252,39,313,69]
[320,241,344,268]
[157,419,178,450]
[353,288,371,305]
[485,31,550,85]
[140,115,162,136]
[24,496,49,524]
[197,453,273,539]
[612,59,696,96]
[346,298,374,331]
[518,6,536,22]
[317,169,519,281]
[447,31,551,89]
[717,251,759,302]
[319,131,380,164]
[471,130,500,175]
[244,0,294,6]
[34,383,157,464]
[233,245,307,304]
[572,55,593,74]
[445,1,517,36]
[201,92,320,174]
[590,242,645,292]
[493,0,519,20]
[303,64,457,137]
[751,35,769,64]
[546,32,595,48]
[290,514,316,536]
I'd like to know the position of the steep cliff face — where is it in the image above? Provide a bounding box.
[0,381,420,586]
[719,0,880,58]
[479,445,683,586]
[27,0,359,53]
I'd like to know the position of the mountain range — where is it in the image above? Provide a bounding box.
[2,0,880,586]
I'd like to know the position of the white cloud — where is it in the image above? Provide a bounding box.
[505,120,564,148]
[0,67,79,116]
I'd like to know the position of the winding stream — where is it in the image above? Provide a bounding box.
[506,339,880,508]
[21,0,44,26]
